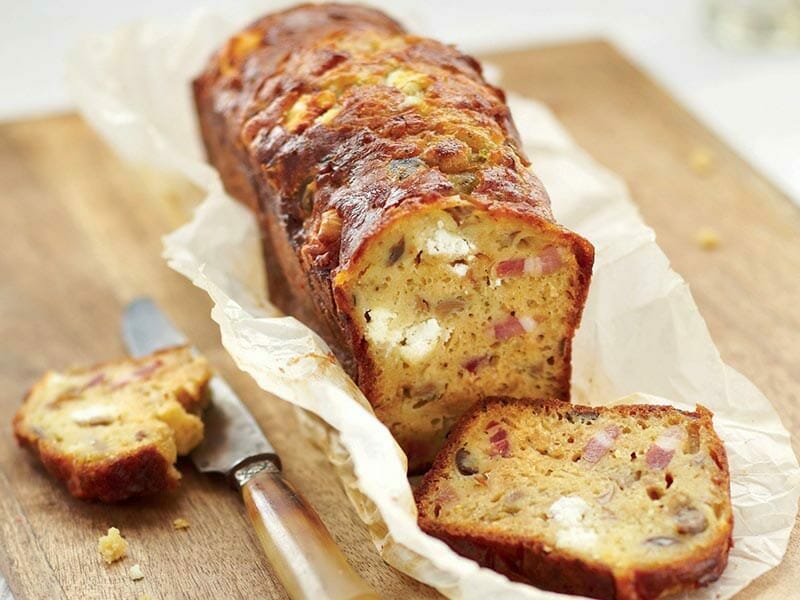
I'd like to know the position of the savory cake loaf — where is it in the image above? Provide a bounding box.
[416,398,733,600]
[13,346,211,502]
[193,3,594,471]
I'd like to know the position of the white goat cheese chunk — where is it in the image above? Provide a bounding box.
[399,318,444,362]
[426,221,475,258]
[365,308,401,346]
[548,496,598,551]
[518,316,537,332]
[549,496,589,525]
[556,527,599,551]
[448,263,469,277]
[71,405,117,426]
[366,310,448,362]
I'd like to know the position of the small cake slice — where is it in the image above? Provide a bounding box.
[416,397,733,600]
[13,346,211,502]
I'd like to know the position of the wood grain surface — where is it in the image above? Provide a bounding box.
[0,40,797,599]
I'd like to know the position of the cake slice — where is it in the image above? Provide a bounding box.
[416,397,733,600]
[13,346,211,502]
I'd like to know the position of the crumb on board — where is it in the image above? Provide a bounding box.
[138,594,153,600]
[695,227,721,250]
[689,146,716,176]
[173,518,190,530]
[98,527,128,564]
[130,563,145,581]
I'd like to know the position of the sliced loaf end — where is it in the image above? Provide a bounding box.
[416,397,733,600]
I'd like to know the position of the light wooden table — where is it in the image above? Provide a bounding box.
[0,41,797,599]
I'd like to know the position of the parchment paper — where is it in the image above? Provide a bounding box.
[67,5,800,598]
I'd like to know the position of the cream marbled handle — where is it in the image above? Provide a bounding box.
[239,464,380,600]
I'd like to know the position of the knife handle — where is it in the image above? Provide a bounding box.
[238,463,380,600]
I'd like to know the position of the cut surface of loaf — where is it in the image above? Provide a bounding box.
[416,398,733,600]
[193,3,594,471]
[13,346,211,502]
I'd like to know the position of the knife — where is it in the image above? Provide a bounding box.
[122,297,379,600]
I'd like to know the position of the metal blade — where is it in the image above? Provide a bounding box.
[121,297,278,475]
[123,297,187,358]
[192,377,279,475]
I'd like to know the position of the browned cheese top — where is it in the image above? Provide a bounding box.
[197,3,555,277]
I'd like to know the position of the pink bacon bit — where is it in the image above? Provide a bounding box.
[463,355,488,374]
[646,427,684,470]
[81,372,106,391]
[495,258,526,277]
[133,360,163,379]
[436,484,458,504]
[537,246,563,275]
[487,423,512,458]
[111,360,163,390]
[494,247,563,278]
[582,425,621,464]
[493,315,536,341]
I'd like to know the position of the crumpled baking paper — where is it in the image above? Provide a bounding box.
[67,6,800,598]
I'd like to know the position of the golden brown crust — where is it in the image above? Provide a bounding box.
[20,436,180,503]
[416,397,733,600]
[193,3,407,372]
[13,347,210,503]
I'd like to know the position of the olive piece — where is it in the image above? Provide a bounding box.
[388,157,426,181]
[387,238,405,265]
[444,205,475,225]
[645,536,681,547]
[674,506,708,534]
[448,172,478,195]
[455,448,479,476]
[566,409,599,423]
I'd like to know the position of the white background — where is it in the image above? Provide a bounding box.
[2,0,799,206]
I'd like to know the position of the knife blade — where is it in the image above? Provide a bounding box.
[123,298,278,476]
[122,298,378,600]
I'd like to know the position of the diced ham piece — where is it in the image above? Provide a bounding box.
[489,429,507,443]
[111,360,163,390]
[646,446,675,470]
[436,484,458,504]
[487,424,511,457]
[82,372,106,390]
[582,425,621,464]
[646,427,684,470]
[463,355,488,374]
[537,246,563,275]
[495,258,526,277]
[133,360,163,379]
[494,247,563,278]
[493,315,536,340]
[490,439,510,457]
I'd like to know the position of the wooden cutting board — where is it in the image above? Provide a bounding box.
[0,40,798,600]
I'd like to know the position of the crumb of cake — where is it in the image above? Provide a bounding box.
[695,227,721,250]
[98,527,128,564]
[130,564,145,581]
[173,518,190,530]
[688,146,716,175]
[138,595,153,600]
